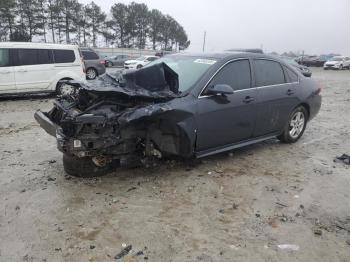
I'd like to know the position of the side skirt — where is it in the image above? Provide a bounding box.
[195,134,278,158]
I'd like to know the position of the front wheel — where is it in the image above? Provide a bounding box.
[136,64,143,69]
[339,64,343,70]
[63,154,117,177]
[278,106,308,143]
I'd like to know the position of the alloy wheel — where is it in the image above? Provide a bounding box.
[289,111,305,139]
[86,68,97,80]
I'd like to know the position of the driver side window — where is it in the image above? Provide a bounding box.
[208,59,252,91]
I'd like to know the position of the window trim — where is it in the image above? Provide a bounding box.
[198,58,252,98]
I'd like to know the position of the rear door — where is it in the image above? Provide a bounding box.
[14,48,54,92]
[253,59,299,137]
[196,59,258,151]
[0,48,16,93]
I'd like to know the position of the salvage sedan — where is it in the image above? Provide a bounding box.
[35,52,322,177]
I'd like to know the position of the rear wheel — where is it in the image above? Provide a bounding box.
[86,68,97,80]
[278,106,308,143]
[63,154,117,177]
[107,61,113,67]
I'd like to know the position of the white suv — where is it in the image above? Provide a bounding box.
[124,55,159,69]
[323,56,350,70]
[0,42,86,95]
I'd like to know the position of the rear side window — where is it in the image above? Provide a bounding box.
[82,51,99,60]
[53,49,76,63]
[284,66,298,82]
[0,48,10,67]
[209,59,251,91]
[18,49,53,66]
[254,59,285,87]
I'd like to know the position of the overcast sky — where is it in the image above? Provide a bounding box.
[80,0,350,55]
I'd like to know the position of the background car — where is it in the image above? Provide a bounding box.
[323,56,350,70]
[105,54,131,67]
[80,48,106,80]
[124,55,159,69]
[0,42,85,96]
[279,56,312,77]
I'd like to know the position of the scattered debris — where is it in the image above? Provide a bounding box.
[255,213,261,218]
[218,209,224,214]
[126,187,137,192]
[90,245,95,249]
[277,244,300,251]
[47,176,56,181]
[115,245,132,259]
[313,228,323,236]
[232,203,239,210]
[335,154,350,165]
[276,202,288,208]
[15,205,20,210]
[48,160,57,164]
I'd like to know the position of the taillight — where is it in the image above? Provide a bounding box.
[100,60,106,64]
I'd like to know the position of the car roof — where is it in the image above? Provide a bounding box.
[169,51,280,61]
[0,42,79,49]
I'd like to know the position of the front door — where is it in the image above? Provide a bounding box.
[0,48,16,94]
[196,59,258,151]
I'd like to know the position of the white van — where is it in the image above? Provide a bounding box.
[0,42,86,95]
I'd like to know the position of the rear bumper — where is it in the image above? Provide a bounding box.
[34,110,57,137]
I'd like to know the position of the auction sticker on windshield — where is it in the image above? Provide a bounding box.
[194,59,217,65]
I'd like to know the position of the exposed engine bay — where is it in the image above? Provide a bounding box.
[35,63,195,175]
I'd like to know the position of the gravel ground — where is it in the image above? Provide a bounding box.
[0,68,350,262]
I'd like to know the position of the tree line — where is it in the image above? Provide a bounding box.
[0,0,190,51]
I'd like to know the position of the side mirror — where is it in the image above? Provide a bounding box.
[205,84,234,96]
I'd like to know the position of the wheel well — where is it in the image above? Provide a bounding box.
[56,78,73,88]
[300,103,310,118]
[87,67,97,72]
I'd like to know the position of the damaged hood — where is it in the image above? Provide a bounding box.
[67,62,179,100]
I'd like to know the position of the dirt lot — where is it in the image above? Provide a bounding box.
[0,68,350,262]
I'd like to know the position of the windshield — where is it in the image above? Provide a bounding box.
[330,57,343,61]
[147,55,217,92]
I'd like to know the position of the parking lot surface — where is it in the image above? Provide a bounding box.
[0,68,350,261]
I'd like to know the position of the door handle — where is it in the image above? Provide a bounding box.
[243,96,255,103]
[286,89,295,96]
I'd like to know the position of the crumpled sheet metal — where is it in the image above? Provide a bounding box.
[66,62,179,100]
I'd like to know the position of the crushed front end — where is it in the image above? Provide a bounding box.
[35,63,186,176]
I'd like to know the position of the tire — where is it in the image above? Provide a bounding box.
[107,61,113,67]
[56,80,72,96]
[63,154,117,177]
[86,68,97,80]
[339,64,343,70]
[278,106,308,143]
[136,64,143,69]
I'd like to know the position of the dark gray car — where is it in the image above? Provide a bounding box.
[105,54,131,67]
[34,52,322,177]
[80,48,106,80]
